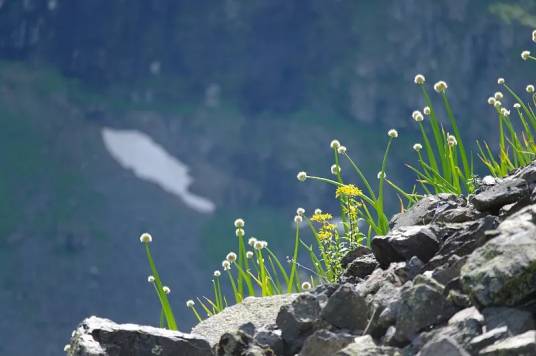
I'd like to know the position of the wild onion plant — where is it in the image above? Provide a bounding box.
[137,28,536,329]
[478,43,536,176]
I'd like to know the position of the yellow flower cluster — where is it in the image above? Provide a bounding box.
[310,212,333,223]
[335,184,363,198]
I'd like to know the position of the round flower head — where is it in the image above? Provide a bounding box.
[330,139,341,150]
[248,237,257,246]
[254,240,264,250]
[226,252,237,263]
[64,345,71,352]
[433,81,448,93]
[514,103,521,109]
[246,251,254,259]
[423,106,431,115]
[412,110,424,122]
[414,74,426,85]
[213,270,221,277]
[447,135,457,147]
[494,100,502,108]
[296,207,305,216]
[162,286,171,295]
[186,300,195,308]
[377,171,386,179]
[147,275,155,283]
[314,208,322,215]
[330,164,341,175]
[413,143,423,152]
[337,146,347,154]
[387,129,398,138]
[500,108,510,117]
[494,92,503,100]
[234,218,245,228]
[294,215,303,224]
[261,240,268,248]
[521,50,531,60]
[222,260,231,270]
[497,78,505,85]
[139,233,152,244]
[487,97,496,106]
[297,171,307,182]
[235,228,245,237]
[533,29,536,43]
[301,281,312,290]
[527,85,535,93]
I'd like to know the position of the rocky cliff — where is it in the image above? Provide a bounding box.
[66,161,536,355]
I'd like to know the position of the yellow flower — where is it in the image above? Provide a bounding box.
[335,184,363,198]
[317,229,332,241]
[310,212,333,223]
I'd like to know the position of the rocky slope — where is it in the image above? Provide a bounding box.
[67,161,536,355]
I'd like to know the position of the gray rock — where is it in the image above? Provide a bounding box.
[193,294,297,345]
[482,307,535,335]
[390,194,467,229]
[276,293,324,354]
[428,216,499,269]
[336,335,401,355]
[320,283,369,331]
[418,336,471,356]
[394,281,458,343]
[372,225,439,268]
[342,254,378,281]
[299,329,355,356]
[471,177,528,212]
[67,316,212,356]
[431,255,468,285]
[253,327,283,356]
[469,327,509,352]
[341,245,373,268]
[460,215,536,307]
[365,282,402,337]
[412,307,483,352]
[479,330,536,355]
[214,331,251,356]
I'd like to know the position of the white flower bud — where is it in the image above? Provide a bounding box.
[330,164,341,175]
[147,275,155,283]
[412,110,424,122]
[246,251,254,259]
[387,129,398,138]
[433,81,448,93]
[222,260,231,270]
[413,143,423,152]
[423,106,431,115]
[414,74,426,84]
[213,270,221,277]
[330,140,341,149]
[497,77,505,85]
[235,228,245,237]
[297,171,307,182]
[186,300,195,308]
[248,237,257,246]
[447,135,457,147]
[301,281,312,290]
[294,215,303,224]
[337,146,347,154]
[314,208,322,215]
[488,97,496,106]
[162,286,171,295]
[494,100,502,108]
[139,233,152,243]
[226,252,237,263]
[234,218,245,228]
[296,207,305,216]
[527,85,535,93]
[514,103,521,109]
[500,108,510,117]
[494,92,503,100]
[377,171,386,179]
[521,50,531,60]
